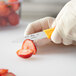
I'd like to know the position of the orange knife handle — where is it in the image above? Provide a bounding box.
[43,28,55,39]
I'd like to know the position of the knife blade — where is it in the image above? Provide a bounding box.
[24,31,46,40]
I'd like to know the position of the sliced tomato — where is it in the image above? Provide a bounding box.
[22,39,37,55]
[16,49,33,58]
[1,72,16,76]
[0,69,8,75]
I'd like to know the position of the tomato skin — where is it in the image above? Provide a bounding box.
[0,1,11,17]
[8,0,20,11]
[1,72,16,76]
[8,12,19,26]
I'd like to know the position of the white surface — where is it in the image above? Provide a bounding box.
[0,21,76,76]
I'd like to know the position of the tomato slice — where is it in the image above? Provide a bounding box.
[1,72,16,76]
[17,49,33,58]
[0,69,8,75]
[22,39,37,55]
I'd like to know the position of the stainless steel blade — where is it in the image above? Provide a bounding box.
[24,31,47,40]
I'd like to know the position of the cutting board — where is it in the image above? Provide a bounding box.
[0,21,76,76]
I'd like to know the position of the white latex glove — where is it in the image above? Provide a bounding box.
[24,0,76,46]
[51,0,76,45]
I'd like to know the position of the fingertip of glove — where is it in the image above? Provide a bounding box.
[24,30,29,37]
[24,33,27,37]
[63,38,72,45]
[51,29,62,44]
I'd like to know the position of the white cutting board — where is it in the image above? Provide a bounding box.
[0,21,76,76]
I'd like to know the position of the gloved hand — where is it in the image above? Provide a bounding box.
[51,0,76,45]
[24,17,55,46]
[24,0,76,46]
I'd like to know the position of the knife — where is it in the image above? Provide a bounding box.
[24,28,55,40]
[13,28,55,47]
